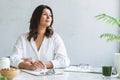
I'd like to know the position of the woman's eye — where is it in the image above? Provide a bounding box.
[42,13,46,15]
[42,13,52,17]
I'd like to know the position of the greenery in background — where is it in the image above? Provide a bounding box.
[0,76,8,80]
[95,14,120,42]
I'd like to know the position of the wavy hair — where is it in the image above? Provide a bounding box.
[27,5,54,41]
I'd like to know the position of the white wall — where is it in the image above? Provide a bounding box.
[0,0,119,67]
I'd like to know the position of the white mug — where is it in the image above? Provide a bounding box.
[0,57,10,69]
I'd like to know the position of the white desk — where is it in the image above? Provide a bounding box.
[13,69,120,80]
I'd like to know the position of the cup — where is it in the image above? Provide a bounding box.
[0,57,10,70]
[102,66,112,77]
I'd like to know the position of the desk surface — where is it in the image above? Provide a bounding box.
[14,69,119,80]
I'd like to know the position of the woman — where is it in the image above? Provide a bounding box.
[10,5,70,70]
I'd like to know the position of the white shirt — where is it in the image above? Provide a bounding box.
[10,32,70,68]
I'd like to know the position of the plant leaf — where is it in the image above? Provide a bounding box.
[95,14,120,26]
[100,33,120,42]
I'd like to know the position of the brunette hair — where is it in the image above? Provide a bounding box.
[27,5,54,41]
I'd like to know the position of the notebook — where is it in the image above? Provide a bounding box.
[21,69,48,76]
[21,69,63,76]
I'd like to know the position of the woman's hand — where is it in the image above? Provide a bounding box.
[19,58,53,70]
[31,60,46,70]
[19,59,46,70]
[30,61,54,70]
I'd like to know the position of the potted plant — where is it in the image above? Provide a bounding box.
[95,14,120,42]
[96,14,120,76]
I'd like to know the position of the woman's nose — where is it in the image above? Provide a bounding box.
[47,15,51,19]
[47,16,50,19]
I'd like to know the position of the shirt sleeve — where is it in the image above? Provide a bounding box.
[50,33,70,68]
[10,35,24,68]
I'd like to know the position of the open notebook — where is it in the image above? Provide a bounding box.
[21,69,48,76]
[21,69,63,76]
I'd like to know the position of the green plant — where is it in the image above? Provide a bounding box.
[0,76,8,80]
[95,14,120,42]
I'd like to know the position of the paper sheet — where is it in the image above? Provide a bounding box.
[21,69,48,76]
[21,69,63,76]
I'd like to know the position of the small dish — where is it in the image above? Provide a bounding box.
[0,68,20,80]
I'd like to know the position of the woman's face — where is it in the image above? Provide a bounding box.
[39,8,52,28]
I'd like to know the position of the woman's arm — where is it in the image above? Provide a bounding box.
[10,35,24,68]
[50,33,70,68]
